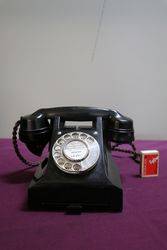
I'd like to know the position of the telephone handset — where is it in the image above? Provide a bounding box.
[13,106,135,212]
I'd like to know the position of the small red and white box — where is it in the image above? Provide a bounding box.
[140,150,159,177]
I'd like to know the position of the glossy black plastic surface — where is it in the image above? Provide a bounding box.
[19,114,51,156]
[18,106,134,156]
[15,106,136,211]
[107,110,134,143]
[28,117,123,212]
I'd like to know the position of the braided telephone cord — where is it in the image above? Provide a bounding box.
[111,142,141,163]
[12,120,39,167]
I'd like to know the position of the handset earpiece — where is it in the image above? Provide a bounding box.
[19,112,51,156]
[108,110,134,144]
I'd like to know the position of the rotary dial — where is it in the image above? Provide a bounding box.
[52,132,100,174]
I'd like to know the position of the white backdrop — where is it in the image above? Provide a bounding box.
[0,0,167,138]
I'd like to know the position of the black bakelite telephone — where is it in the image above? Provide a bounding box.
[12,107,136,212]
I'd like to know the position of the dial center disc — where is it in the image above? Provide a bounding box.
[63,140,88,161]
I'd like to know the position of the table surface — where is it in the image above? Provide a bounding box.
[0,139,167,250]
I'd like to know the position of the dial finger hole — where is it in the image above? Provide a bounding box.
[57,139,65,145]
[64,134,71,140]
[80,133,87,140]
[73,164,81,171]
[54,152,61,158]
[72,132,79,139]
[64,162,72,170]
[54,145,61,151]
[57,158,65,165]
[87,137,94,144]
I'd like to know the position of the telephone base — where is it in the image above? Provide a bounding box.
[28,159,123,213]
[27,115,123,213]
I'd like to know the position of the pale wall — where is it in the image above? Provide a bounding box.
[0,0,167,139]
